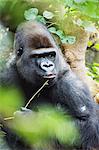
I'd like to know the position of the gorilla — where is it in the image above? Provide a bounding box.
[0,21,99,150]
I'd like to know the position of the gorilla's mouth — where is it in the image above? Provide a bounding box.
[43,74,56,79]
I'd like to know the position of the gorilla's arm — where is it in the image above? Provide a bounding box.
[55,70,99,148]
[59,70,94,119]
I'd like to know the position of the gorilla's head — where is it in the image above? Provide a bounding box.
[14,21,68,86]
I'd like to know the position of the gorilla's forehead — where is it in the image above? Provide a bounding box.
[16,21,49,37]
[15,21,57,49]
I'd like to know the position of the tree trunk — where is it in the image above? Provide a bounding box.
[62,27,99,103]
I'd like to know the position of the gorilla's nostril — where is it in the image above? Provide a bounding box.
[49,64,53,67]
[43,64,48,67]
[43,64,53,68]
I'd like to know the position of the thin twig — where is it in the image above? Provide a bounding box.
[47,22,56,28]
[4,116,14,121]
[24,80,49,108]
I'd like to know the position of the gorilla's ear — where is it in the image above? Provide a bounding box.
[16,47,23,56]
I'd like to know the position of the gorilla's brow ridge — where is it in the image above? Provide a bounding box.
[27,34,53,49]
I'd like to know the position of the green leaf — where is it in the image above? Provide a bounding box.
[74,0,86,3]
[87,72,96,78]
[36,15,46,24]
[48,27,57,33]
[93,43,99,51]
[87,41,93,47]
[61,38,68,44]
[92,66,98,73]
[87,63,99,81]
[56,30,64,39]
[24,8,38,21]
[43,11,54,19]
[93,63,99,67]
[62,36,76,44]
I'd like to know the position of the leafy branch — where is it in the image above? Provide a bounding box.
[24,7,76,44]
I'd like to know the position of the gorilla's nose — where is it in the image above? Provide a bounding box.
[40,60,55,72]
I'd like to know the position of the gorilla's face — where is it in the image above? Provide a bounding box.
[16,47,58,85]
[14,21,61,86]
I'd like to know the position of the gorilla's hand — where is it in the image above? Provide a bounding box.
[14,107,33,117]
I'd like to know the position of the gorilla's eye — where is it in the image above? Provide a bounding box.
[17,47,23,56]
[49,54,54,58]
[35,55,39,58]
[48,52,56,59]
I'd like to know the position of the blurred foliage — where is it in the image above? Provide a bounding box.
[0,24,13,70]
[93,43,99,51]
[0,24,13,51]
[0,0,98,30]
[12,106,79,148]
[0,87,24,117]
[65,0,99,19]
[88,41,99,51]
[87,63,99,82]
[0,88,79,148]
[0,0,29,30]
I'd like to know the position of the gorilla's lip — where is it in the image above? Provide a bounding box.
[43,74,56,79]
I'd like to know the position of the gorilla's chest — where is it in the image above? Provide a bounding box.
[23,84,61,110]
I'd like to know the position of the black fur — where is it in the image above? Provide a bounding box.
[0,21,99,150]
